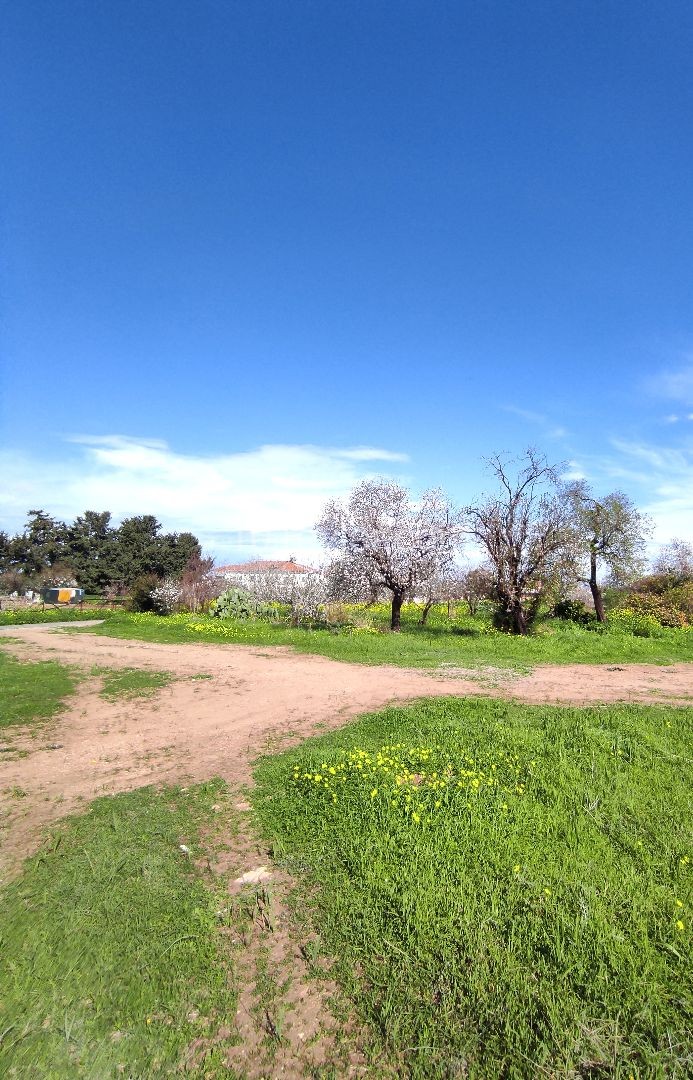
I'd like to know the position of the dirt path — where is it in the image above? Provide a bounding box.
[2,624,692,877]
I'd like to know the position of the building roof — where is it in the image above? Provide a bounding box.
[217,559,315,575]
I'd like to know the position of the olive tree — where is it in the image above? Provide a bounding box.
[465,450,574,635]
[567,482,651,622]
[316,479,461,631]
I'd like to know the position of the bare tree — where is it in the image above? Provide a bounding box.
[456,565,496,616]
[178,554,223,612]
[465,449,574,634]
[317,479,461,631]
[567,483,651,622]
[414,565,493,624]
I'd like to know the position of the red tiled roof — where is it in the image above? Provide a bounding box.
[217,560,315,574]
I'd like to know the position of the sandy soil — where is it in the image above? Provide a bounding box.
[1,623,692,876]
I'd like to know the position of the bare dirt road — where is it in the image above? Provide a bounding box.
[2,623,692,877]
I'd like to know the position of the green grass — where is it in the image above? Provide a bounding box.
[252,697,693,1078]
[0,608,114,626]
[93,666,174,700]
[0,653,81,729]
[0,781,238,1078]
[77,606,693,668]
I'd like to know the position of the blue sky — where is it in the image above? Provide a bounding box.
[2,1,693,561]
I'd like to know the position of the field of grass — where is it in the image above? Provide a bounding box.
[0,781,238,1078]
[253,697,692,1078]
[66,605,693,668]
[0,652,81,729]
[93,666,174,700]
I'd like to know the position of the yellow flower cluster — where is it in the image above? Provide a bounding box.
[187,622,238,636]
[185,620,273,639]
[290,742,530,822]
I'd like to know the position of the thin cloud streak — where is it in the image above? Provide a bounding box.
[648,360,693,405]
[501,404,568,440]
[570,438,693,547]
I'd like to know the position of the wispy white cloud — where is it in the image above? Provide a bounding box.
[648,359,693,405]
[501,404,568,440]
[0,436,409,562]
[569,438,693,547]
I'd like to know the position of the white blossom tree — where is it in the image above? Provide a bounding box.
[238,568,329,625]
[149,577,182,615]
[323,555,384,605]
[316,479,462,631]
[652,538,693,581]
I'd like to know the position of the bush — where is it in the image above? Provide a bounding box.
[550,598,593,626]
[149,578,182,615]
[607,608,665,637]
[619,592,687,628]
[126,574,161,613]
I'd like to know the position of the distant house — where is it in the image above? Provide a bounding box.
[217,558,316,584]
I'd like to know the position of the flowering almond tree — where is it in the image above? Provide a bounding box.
[316,479,462,630]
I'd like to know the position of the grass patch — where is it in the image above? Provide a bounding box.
[0,652,81,729]
[0,780,238,1077]
[253,697,692,1077]
[81,607,693,668]
[0,608,113,626]
[93,666,174,700]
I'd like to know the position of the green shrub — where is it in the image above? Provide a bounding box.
[126,574,161,613]
[550,598,593,625]
[608,608,665,637]
[620,591,687,628]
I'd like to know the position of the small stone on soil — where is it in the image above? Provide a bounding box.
[233,866,271,886]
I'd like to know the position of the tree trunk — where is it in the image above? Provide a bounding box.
[525,591,542,630]
[588,549,606,622]
[391,591,404,631]
[493,591,529,634]
[510,600,528,635]
[419,600,433,626]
